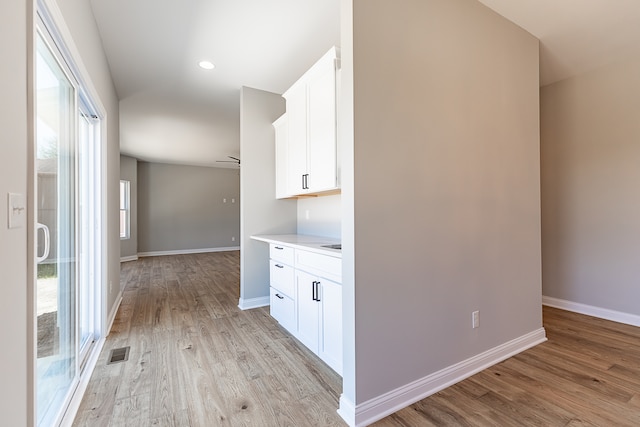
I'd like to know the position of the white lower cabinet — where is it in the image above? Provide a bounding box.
[270,287,295,332]
[295,270,321,353]
[319,279,342,374]
[267,243,342,376]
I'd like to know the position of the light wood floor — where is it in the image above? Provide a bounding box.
[73,252,640,426]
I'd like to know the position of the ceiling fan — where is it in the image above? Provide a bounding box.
[216,156,240,166]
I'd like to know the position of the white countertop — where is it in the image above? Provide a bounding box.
[251,234,341,258]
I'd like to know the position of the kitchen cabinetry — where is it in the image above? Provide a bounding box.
[272,114,288,199]
[268,244,296,332]
[274,46,340,198]
[263,238,342,375]
[296,270,342,374]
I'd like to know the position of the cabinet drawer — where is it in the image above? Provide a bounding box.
[295,250,341,283]
[270,287,295,332]
[270,244,294,265]
[270,260,295,297]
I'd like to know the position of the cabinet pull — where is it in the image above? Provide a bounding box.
[274,246,284,250]
[316,281,321,302]
[275,264,284,269]
[312,281,321,302]
[302,174,309,190]
[275,293,284,300]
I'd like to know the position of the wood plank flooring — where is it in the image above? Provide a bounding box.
[73,252,343,427]
[373,307,640,427]
[73,252,640,426]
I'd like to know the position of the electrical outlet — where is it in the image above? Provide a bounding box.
[223,198,227,203]
[232,236,235,242]
[472,311,480,329]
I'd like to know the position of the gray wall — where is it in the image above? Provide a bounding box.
[119,155,137,260]
[297,194,341,238]
[346,0,542,406]
[541,55,640,317]
[0,0,28,423]
[240,86,296,304]
[137,162,240,254]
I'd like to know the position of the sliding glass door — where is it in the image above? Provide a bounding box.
[35,19,102,426]
[35,30,78,427]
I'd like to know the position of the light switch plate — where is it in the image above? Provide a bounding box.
[8,193,26,229]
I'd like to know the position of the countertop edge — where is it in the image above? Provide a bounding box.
[251,234,342,258]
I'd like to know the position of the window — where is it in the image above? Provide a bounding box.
[120,180,130,239]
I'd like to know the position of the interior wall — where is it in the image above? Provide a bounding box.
[351,0,541,405]
[119,155,137,260]
[137,162,240,254]
[239,86,296,304]
[541,55,640,317]
[0,0,28,424]
[297,194,341,238]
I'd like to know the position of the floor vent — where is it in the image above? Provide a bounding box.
[107,346,130,364]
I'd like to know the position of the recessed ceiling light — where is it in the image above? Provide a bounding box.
[198,60,215,70]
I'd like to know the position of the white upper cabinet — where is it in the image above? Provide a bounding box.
[272,114,289,199]
[274,46,340,198]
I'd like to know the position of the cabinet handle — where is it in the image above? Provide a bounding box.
[274,246,284,250]
[312,281,321,302]
[302,174,309,190]
[275,293,284,300]
[275,264,284,269]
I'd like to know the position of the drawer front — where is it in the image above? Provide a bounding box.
[270,244,294,265]
[270,287,295,332]
[270,260,295,297]
[295,249,341,283]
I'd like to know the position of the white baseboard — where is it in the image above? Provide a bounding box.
[543,296,640,327]
[120,255,138,263]
[59,336,106,427]
[61,287,123,426]
[338,327,547,427]
[106,290,123,336]
[137,246,240,258]
[238,296,270,310]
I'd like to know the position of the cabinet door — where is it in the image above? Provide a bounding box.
[319,279,342,375]
[307,61,337,192]
[285,86,308,195]
[273,114,289,199]
[295,270,319,353]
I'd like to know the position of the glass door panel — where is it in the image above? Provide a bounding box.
[78,108,98,364]
[35,32,78,427]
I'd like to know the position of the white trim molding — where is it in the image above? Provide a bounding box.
[338,328,547,427]
[238,296,270,310]
[138,246,240,258]
[120,255,138,263]
[59,336,106,427]
[105,290,123,336]
[543,296,640,327]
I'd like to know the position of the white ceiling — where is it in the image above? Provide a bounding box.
[89,0,640,167]
[477,0,640,86]
[89,0,340,167]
